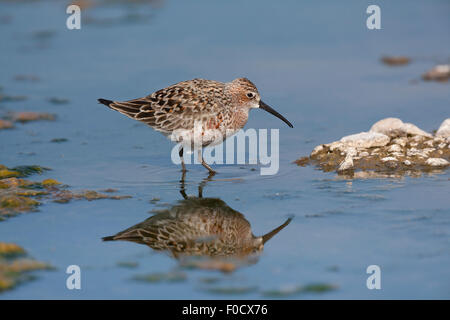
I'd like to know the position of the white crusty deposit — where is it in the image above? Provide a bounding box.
[296,118,450,178]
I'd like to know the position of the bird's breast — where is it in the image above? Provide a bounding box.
[232,109,249,129]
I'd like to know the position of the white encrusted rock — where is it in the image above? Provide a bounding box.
[424,140,434,147]
[436,119,450,138]
[392,137,407,147]
[407,148,425,157]
[422,148,435,156]
[381,157,397,162]
[388,144,402,153]
[359,151,369,157]
[402,123,432,138]
[422,64,450,81]
[311,145,324,156]
[340,132,390,149]
[370,118,404,137]
[370,117,432,138]
[338,154,354,171]
[425,158,449,167]
[326,141,345,152]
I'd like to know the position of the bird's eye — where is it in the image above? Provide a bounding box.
[246,92,256,99]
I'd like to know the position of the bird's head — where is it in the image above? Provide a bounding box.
[225,78,293,128]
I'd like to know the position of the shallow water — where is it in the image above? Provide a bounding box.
[0,0,449,299]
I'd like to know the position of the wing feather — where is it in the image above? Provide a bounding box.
[98,79,227,133]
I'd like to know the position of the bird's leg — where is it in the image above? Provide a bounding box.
[198,171,215,198]
[179,169,188,199]
[179,147,187,173]
[179,147,187,199]
[198,149,216,175]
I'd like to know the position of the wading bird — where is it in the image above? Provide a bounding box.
[98,78,293,174]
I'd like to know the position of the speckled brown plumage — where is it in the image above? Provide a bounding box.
[98,77,293,173]
[103,197,291,260]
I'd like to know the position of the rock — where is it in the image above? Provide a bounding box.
[337,148,357,172]
[340,132,390,149]
[370,117,432,138]
[425,158,449,167]
[407,148,426,158]
[370,118,404,137]
[381,56,410,66]
[381,157,397,162]
[10,112,56,123]
[310,145,324,157]
[0,119,14,130]
[326,141,344,152]
[436,119,450,138]
[297,118,450,178]
[422,64,450,82]
[387,144,402,153]
[424,140,434,147]
[422,148,435,156]
[338,154,354,172]
[402,123,432,138]
[392,137,407,147]
[390,152,403,158]
[359,151,369,157]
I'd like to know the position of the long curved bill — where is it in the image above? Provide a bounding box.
[259,100,293,128]
[262,217,293,244]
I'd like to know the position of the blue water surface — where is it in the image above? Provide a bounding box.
[0,0,449,299]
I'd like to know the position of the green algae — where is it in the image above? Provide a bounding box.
[132,271,187,283]
[11,165,50,177]
[0,169,21,179]
[47,97,69,105]
[53,190,132,203]
[0,164,131,221]
[0,94,27,103]
[50,138,68,143]
[204,285,258,295]
[0,242,53,293]
[117,261,139,269]
[198,277,221,284]
[0,243,26,258]
[41,178,61,186]
[261,283,338,297]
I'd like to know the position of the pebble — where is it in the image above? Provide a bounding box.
[425,158,449,167]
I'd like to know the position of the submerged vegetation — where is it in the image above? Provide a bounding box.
[0,164,131,221]
[0,242,53,293]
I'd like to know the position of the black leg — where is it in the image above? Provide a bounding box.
[179,146,187,172]
[198,149,216,175]
[179,169,187,199]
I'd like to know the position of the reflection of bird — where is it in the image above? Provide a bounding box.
[98,78,293,174]
[103,197,291,271]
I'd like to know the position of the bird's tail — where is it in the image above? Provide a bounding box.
[97,97,154,122]
[98,98,113,107]
[102,235,116,241]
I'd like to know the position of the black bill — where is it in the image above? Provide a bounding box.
[259,100,293,128]
[262,217,293,244]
